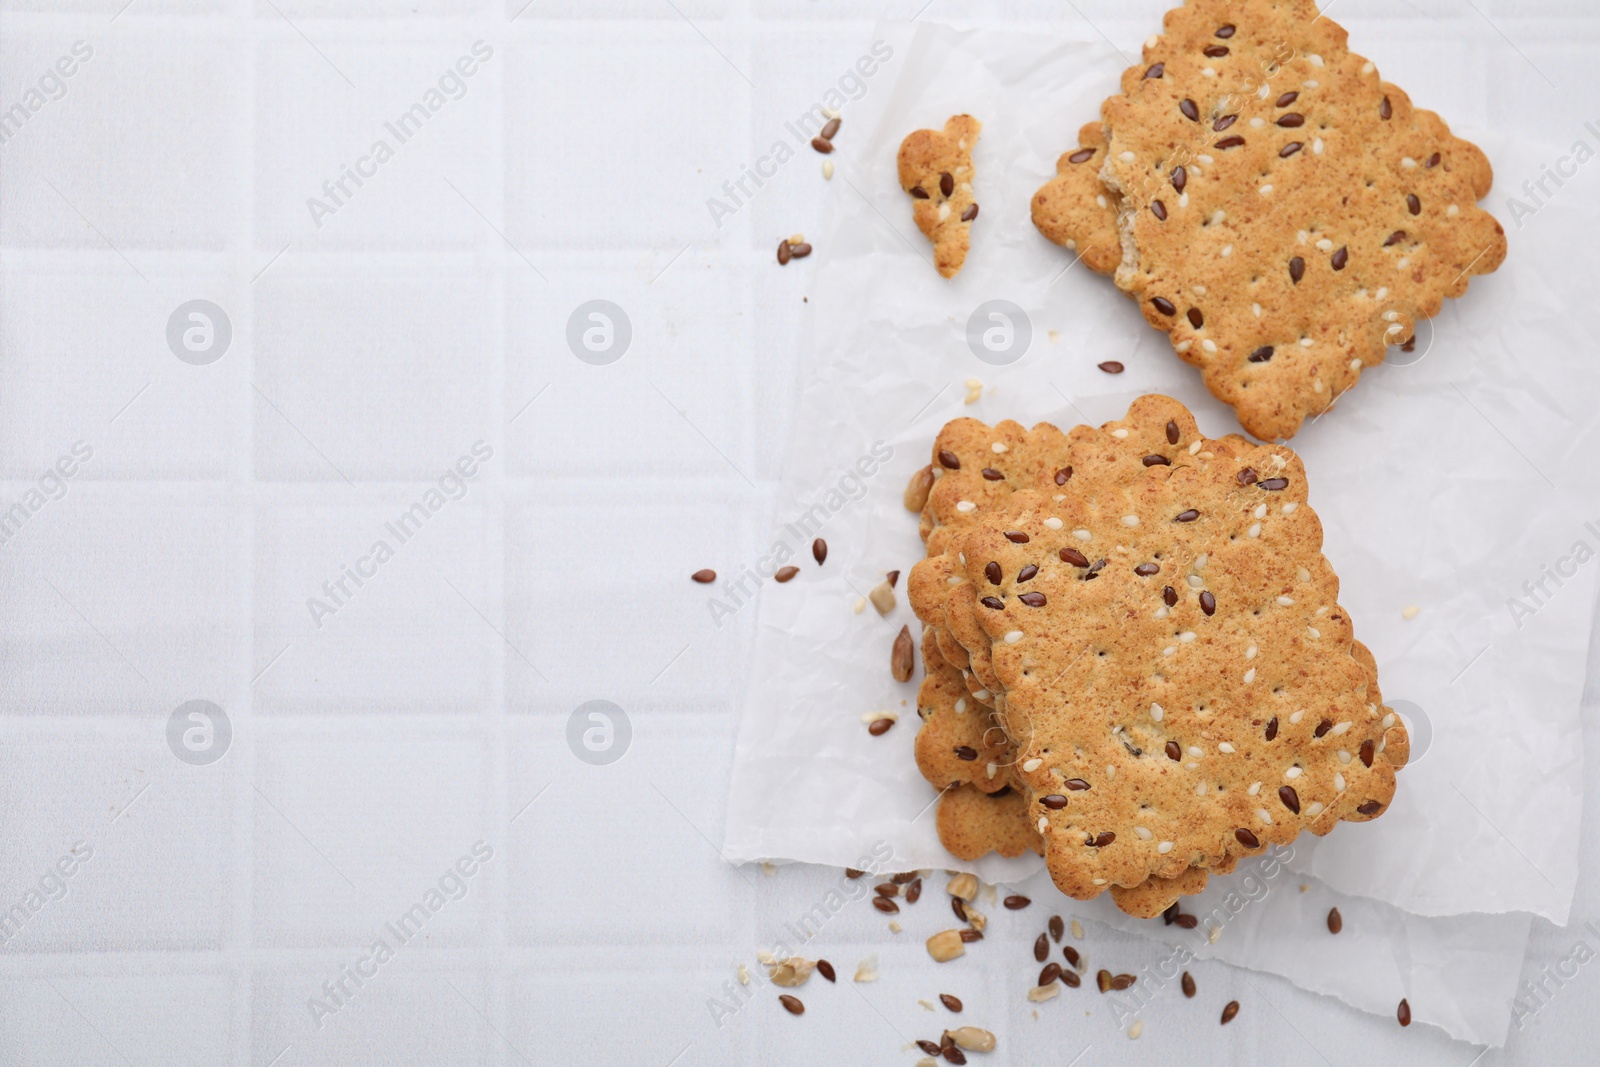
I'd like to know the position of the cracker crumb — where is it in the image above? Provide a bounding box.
[853,955,879,982]
[1128,1020,1143,1039]
[853,597,866,614]
[1071,919,1084,939]
[1207,925,1221,944]
[1402,605,1420,620]
[1028,982,1060,1003]
[737,964,750,985]
[919,999,937,1012]
[889,921,902,933]
[760,862,776,876]
[822,160,834,180]
[1049,329,1061,343]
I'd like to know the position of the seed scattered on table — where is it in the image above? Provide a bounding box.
[816,959,836,982]
[775,565,800,583]
[1060,969,1081,988]
[812,538,827,565]
[789,242,813,259]
[811,136,833,154]
[780,994,804,1016]
[845,868,864,879]
[1039,962,1062,986]
[907,878,923,903]
[1175,913,1198,929]
[1181,972,1196,998]
[1220,1000,1240,1025]
[1111,974,1136,991]
[891,625,915,682]
[869,580,896,615]
[1096,969,1112,993]
[1098,361,1125,374]
[1398,998,1411,1026]
[1004,895,1031,910]
[1034,934,1049,962]
[1062,945,1080,969]
[777,239,793,265]
[868,717,894,736]
[692,569,716,583]
[927,929,966,962]
[873,896,899,914]
[876,883,899,898]
[939,993,962,1012]
[1327,907,1342,934]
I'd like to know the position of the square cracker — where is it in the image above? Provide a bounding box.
[933,395,1406,903]
[1096,0,1505,440]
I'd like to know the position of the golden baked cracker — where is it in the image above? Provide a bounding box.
[897,115,982,278]
[936,784,1042,861]
[1095,0,1505,440]
[1030,121,1124,275]
[915,626,1013,794]
[945,396,1405,902]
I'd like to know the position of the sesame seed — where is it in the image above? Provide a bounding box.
[1296,567,1311,582]
[1282,502,1298,514]
[1259,184,1273,195]
[1119,151,1136,162]
[987,762,997,778]
[1277,596,1294,606]
[1257,808,1272,824]
[1196,782,1207,795]
[1289,711,1305,724]
[1246,645,1257,659]
[1151,703,1164,721]
[1157,840,1173,853]
[1251,303,1262,317]
[1331,721,1352,735]
[1189,440,1203,455]
[1316,238,1333,251]
[1202,340,1217,353]
[1074,529,1092,541]
[1179,632,1197,643]
[1338,749,1352,764]
[1248,781,1261,795]
[1447,204,1459,216]
[1038,816,1049,833]
[1218,742,1235,753]
[1134,826,1153,840]
[1306,801,1324,816]
[1247,523,1261,538]
[1349,358,1362,371]
[957,501,976,512]
[955,698,966,713]
[1123,515,1140,526]
[1308,53,1324,66]
[1176,340,1193,353]
[1307,627,1320,639]
[1164,646,1177,657]
[1334,773,1346,791]
[1243,667,1257,684]
[1044,517,1063,529]
[1023,757,1043,772]
[992,441,1009,452]
[1112,429,1130,439]
[1005,631,1023,644]
[973,689,990,700]
[1312,138,1324,154]
[1187,745,1203,757]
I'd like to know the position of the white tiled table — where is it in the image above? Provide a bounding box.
[1,1,1595,1063]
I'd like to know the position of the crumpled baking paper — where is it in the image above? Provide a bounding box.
[723,20,1598,1045]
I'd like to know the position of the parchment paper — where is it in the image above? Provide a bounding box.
[723,20,1598,1045]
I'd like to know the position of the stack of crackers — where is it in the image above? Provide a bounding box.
[1030,0,1506,441]
[907,395,1408,917]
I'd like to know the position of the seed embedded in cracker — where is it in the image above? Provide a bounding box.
[897,114,982,278]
